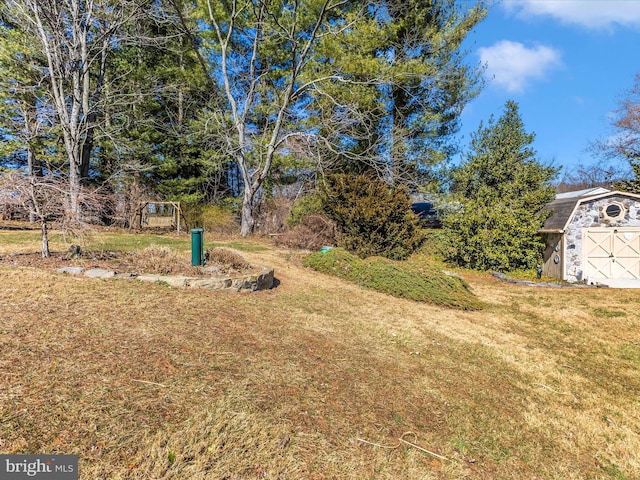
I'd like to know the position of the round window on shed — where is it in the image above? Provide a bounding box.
[604,202,625,221]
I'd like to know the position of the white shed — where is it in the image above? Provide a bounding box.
[540,189,640,283]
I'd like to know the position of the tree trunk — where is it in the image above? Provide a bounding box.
[25,100,41,223]
[391,83,408,184]
[80,126,94,180]
[69,159,82,219]
[79,38,108,181]
[240,188,255,237]
[27,148,38,223]
[41,219,50,258]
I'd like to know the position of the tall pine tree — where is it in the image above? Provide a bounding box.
[189,0,487,235]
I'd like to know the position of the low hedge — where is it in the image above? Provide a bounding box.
[304,248,481,310]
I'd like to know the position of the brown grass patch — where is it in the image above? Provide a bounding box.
[0,243,258,277]
[275,213,337,251]
[0,233,639,479]
[205,247,250,270]
[132,245,186,274]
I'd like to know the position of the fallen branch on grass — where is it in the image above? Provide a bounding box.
[535,383,570,395]
[356,432,449,461]
[355,437,398,449]
[0,412,24,424]
[132,379,168,388]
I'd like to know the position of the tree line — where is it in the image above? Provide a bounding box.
[2,1,639,271]
[0,0,487,233]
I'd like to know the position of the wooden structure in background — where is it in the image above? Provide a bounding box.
[132,201,181,233]
[540,189,640,283]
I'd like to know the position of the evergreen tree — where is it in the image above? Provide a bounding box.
[300,0,487,187]
[320,173,425,260]
[0,12,58,174]
[95,3,222,204]
[189,0,487,235]
[382,0,487,187]
[615,160,640,194]
[443,101,558,271]
[2,0,488,231]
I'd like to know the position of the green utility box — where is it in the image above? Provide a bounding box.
[190,228,204,266]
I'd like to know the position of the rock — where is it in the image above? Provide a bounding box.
[113,272,137,280]
[136,274,163,284]
[67,244,82,258]
[56,263,275,292]
[136,275,188,287]
[57,266,85,275]
[187,277,233,289]
[232,278,254,291]
[163,276,189,287]
[85,268,116,279]
[257,268,275,290]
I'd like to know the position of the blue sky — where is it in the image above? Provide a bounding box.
[456,0,640,177]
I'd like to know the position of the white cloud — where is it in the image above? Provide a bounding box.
[503,0,640,29]
[478,40,562,93]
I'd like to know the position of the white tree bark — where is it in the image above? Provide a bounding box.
[8,0,130,220]
[204,0,350,236]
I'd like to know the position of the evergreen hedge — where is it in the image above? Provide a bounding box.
[305,248,481,310]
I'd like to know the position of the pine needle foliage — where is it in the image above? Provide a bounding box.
[615,159,640,194]
[443,101,558,271]
[320,174,425,260]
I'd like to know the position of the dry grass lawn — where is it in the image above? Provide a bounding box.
[0,229,639,479]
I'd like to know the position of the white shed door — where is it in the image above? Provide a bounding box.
[584,228,640,279]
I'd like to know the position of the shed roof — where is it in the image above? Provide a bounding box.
[540,189,640,233]
[554,187,611,200]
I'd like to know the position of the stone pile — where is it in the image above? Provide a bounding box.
[56,265,275,292]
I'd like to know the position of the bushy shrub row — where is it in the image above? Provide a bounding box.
[180,198,239,235]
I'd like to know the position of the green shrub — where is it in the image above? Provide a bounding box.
[304,248,481,310]
[199,205,238,235]
[320,174,425,260]
[288,194,323,226]
[179,198,238,235]
[170,193,205,231]
[417,229,454,261]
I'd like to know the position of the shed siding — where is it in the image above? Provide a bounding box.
[542,233,563,279]
[564,195,640,282]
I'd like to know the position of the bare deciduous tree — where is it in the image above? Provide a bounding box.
[6,0,142,219]
[196,0,353,236]
[556,160,629,193]
[186,0,486,235]
[607,74,640,162]
[0,171,113,257]
[590,74,640,192]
